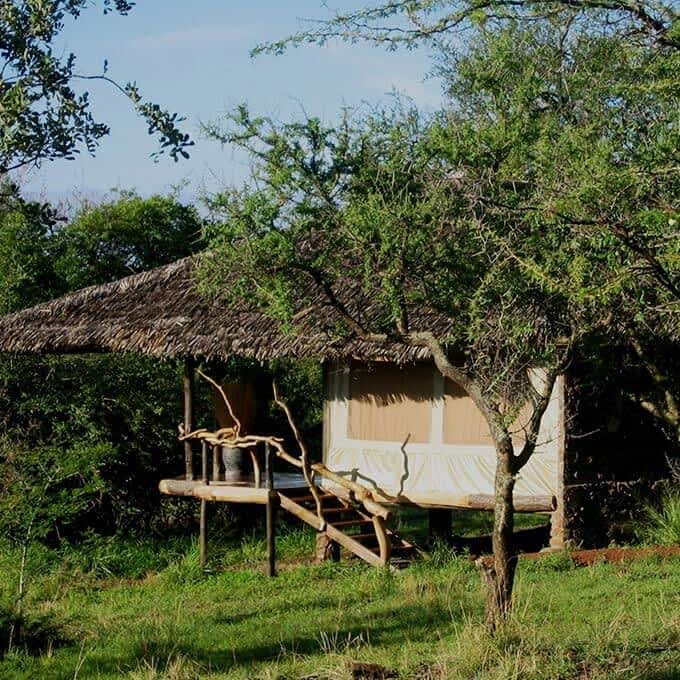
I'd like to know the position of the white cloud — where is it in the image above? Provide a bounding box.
[130,25,253,51]
[363,71,443,108]
[315,41,443,108]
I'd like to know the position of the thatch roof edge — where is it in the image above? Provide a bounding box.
[0,256,438,364]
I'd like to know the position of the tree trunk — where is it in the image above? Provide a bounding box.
[410,334,557,630]
[483,448,517,630]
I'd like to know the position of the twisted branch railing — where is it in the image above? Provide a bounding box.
[177,372,390,524]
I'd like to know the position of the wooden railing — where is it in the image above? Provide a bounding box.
[179,372,391,524]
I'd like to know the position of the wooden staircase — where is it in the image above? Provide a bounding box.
[279,487,416,568]
[175,404,417,569]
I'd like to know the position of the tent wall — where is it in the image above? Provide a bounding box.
[323,362,564,509]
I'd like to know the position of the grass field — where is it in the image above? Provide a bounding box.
[0,513,678,679]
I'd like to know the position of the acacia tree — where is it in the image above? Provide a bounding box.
[202,106,578,628]
[255,0,679,54]
[0,0,193,175]
[203,6,678,625]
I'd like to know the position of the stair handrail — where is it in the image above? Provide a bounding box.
[310,463,391,521]
[272,381,324,521]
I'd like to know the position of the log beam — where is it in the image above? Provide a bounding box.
[265,443,277,577]
[325,523,385,568]
[183,358,195,480]
[465,494,557,513]
[279,494,325,530]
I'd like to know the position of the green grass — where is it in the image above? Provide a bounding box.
[636,486,680,547]
[0,528,678,680]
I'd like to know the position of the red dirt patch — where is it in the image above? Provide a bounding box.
[476,545,680,569]
[523,545,680,566]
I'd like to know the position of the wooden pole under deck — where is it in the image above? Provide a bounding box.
[428,508,453,545]
[183,358,195,480]
[199,439,208,570]
[265,442,277,577]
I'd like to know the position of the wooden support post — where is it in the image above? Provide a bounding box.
[200,439,208,570]
[199,499,207,571]
[183,358,195,480]
[550,374,567,550]
[201,440,208,484]
[315,532,340,563]
[212,445,221,482]
[265,443,277,577]
[428,508,453,545]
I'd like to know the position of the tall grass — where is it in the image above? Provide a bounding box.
[636,486,680,546]
[0,543,677,679]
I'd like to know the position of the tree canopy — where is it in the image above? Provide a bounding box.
[255,0,680,54]
[56,192,204,290]
[204,4,678,624]
[0,191,206,541]
[0,0,193,175]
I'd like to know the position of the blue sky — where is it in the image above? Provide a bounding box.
[22,1,443,204]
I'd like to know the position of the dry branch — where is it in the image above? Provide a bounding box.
[273,379,323,518]
[198,369,242,437]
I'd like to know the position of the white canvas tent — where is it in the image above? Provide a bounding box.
[323,362,563,509]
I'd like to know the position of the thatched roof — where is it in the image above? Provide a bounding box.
[0,256,453,363]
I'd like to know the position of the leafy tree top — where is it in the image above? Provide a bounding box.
[254,0,679,55]
[203,10,677,453]
[0,1,193,175]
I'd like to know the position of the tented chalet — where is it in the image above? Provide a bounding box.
[0,256,670,566]
[324,361,562,513]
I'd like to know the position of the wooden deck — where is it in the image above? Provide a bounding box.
[160,475,555,513]
[159,473,308,504]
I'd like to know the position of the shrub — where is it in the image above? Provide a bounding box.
[636,486,680,546]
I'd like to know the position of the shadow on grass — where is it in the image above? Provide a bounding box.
[640,670,680,680]
[452,524,551,556]
[0,609,71,660]
[71,598,464,677]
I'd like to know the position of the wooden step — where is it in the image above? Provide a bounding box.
[286,493,335,503]
[348,532,379,543]
[389,544,416,556]
[325,523,385,568]
[389,557,413,569]
[328,518,373,528]
[321,506,354,516]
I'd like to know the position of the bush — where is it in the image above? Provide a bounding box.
[636,486,680,546]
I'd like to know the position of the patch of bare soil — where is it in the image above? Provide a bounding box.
[475,545,680,569]
[522,545,680,566]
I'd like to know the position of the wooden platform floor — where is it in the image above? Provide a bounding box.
[159,472,308,504]
[160,474,554,513]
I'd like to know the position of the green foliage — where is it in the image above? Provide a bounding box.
[0,0,192,174]
[56,191,205,289]
[0,437,113,543]
[0,352,192,540]
[0,192,209,541]
[636,486,680,545]
[0,182,63,314]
